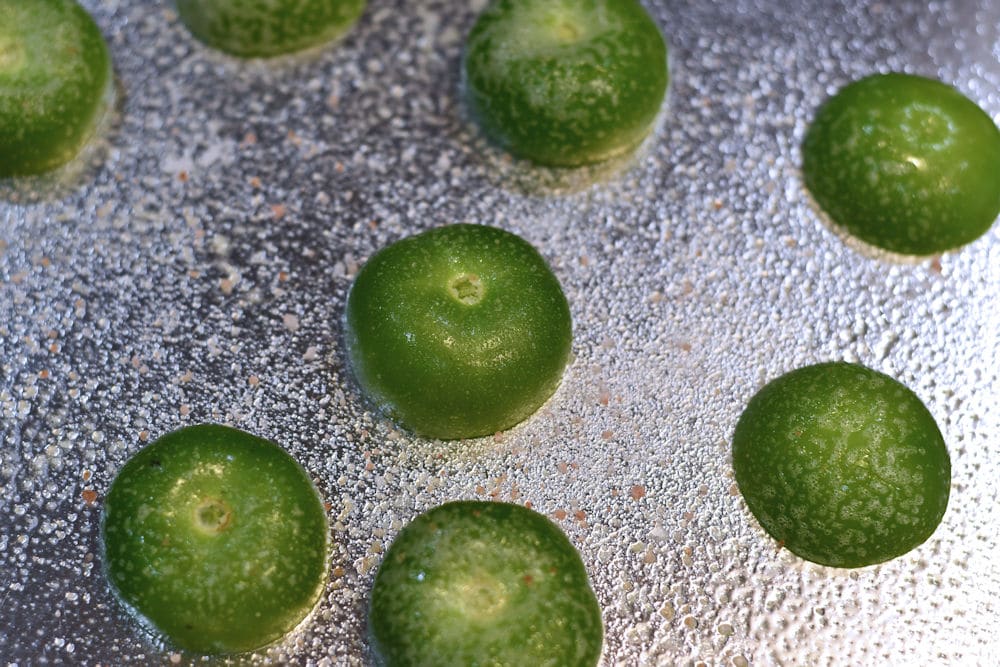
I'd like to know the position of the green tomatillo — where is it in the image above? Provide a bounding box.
[0,0,111,177]
[369,500,604,666]
[175,0,366,58]
[462,0,669,167]
[101,424,329,654]
[802,73,1000,255]
[345,224,572,440]
[732,362,951,568]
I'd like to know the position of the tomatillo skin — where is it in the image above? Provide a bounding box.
[345,224,572,440]
[732,362,951,569]
[0,0,111,177]
[802,73,1000,255]
[101,424,329,654]
[175,0,366,58]
[462,0,669,167]
[369,501,604,667]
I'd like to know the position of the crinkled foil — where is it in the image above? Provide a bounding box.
[2,0,999,664]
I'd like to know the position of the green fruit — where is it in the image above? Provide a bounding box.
[345,224,572,440]
[370,501,604,667]
[462,0,669,167]
[175,0,366,58]
[802,73,1000,255]
[732,362,951,568]
[0,0,111,177]
[102,424,329,654]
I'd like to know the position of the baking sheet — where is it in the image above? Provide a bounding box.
[2,0,999,664]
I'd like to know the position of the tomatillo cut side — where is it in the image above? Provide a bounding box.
[345,224,572,440]
[175,0,367,58]
[732,362,951,568]
[102,424,329,654]
[0,0,111,177]
[369,501,604,666]
[802,73,1000,255]
[462,0,669,167]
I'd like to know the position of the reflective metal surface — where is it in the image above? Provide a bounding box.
[2,0,999,664]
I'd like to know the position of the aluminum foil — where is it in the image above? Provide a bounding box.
[2,0,999,664]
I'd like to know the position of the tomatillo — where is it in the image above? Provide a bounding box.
[802,73,1000,255]
[102,424,329,654]
[0,0,111,177]
[732,362,950,568]
[175,0,366,58]
[462,0,669,167]
[369,501,604,666]
[345,224,572,440]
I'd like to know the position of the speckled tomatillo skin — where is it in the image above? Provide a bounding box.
[101,424,329,654]
[803,73,1000,255]
[462,0,668,167]
[345,224,572,440]
[0,0,111,177]
[732,362,950,568]
[175,0,366,58]
[369,501,603,667]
